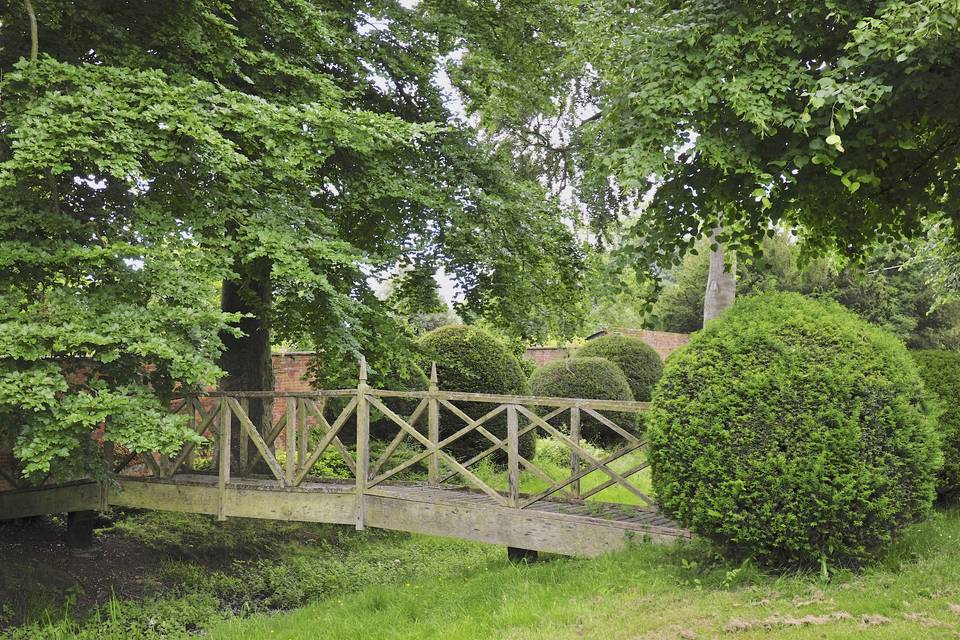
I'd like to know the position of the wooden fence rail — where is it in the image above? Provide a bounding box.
[124,358,654,527]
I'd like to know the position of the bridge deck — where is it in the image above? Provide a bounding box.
[0,475,689,557]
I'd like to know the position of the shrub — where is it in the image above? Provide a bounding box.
[417,325,534,461]
[649,292,941,569]
[912,349,960,500]
[574,335,664,401]
[528,357,639,445]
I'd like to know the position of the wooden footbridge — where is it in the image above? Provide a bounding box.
[0,364,689,557]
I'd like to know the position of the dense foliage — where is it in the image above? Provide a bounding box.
[650,234,960,350]
[649,292,941,568]
[0,1,587,480]
[416,325,533,461]
[573,335,663,402]
[912,350,960,500]
[528,357,637,445]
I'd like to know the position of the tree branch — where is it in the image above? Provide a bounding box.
[23,0,38,62]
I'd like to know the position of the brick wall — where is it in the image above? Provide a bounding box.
[602,328,691,361]
[524,347,571,366]
[523,328,691,366]
[270,351,316,423]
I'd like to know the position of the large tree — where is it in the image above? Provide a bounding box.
[0,1,585,481]
[437,0,960,271]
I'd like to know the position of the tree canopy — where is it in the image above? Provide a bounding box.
[443,0,960,264]
[0,1,585,480]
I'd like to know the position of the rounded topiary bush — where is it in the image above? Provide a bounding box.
[650,292,941,568]
[574,335,664,401]
[528,357,638,446]
[912,349,960,500]
[417,325,534,462]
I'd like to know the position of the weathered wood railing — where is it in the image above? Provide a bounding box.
[127,359,653,527]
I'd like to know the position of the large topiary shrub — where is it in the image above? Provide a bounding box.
[912,349,960,500]
[650,292,941,569]
[417,325,534,462]
[528,357,638,446]
[574,335,664,401]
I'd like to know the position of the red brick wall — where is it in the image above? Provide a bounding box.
[604,328,691,361]
[523,328,691,367]
[270,352,316,422]
[524,347,570,366]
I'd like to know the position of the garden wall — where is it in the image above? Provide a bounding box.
[524,328,690,365]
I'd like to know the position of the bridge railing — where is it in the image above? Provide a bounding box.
[129,358,653,524]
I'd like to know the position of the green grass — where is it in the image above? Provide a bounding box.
[208,508,960,640]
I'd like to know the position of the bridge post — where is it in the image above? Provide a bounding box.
[428,362,439,486]
[355,357,370,530]
[217,397,231,521]
[506,404,520,507]
[505,405,537,562]
[570,406,581,499]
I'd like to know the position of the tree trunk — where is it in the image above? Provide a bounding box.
[703,228,736,327]
[219,256,274,474]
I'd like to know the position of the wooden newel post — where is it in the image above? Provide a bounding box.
[355,356,370,530]
[507,404,520,507]
[570,406,581,500]
[428,362,440,487]
[286,396,297,485]
[218,397,231,521]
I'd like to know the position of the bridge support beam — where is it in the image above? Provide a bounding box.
[507,546,538,563]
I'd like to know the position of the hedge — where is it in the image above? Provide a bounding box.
[649,292,941,568]
[912,349,960,500]
[528,357,638,445]
[574,335,663,401]
[417,325,534,461]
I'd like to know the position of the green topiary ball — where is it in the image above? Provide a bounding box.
[574,335,664,401]
[417,325,534,462]
[528,357,638,446]
[912,349,960,500]
[650,292,941,568]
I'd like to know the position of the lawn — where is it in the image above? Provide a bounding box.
[208,507,960,640]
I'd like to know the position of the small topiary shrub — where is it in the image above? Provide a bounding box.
[574,335,664,401]
[417,325,534,461]
[650,292,941,569]
[912,349,960,500]
[528,357,638,445]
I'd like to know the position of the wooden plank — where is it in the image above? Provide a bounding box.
[355,361,370,530]
[297,398,308,470]
[361,491,682,556]
[193,390,357,398]
[286,397,297,485]
[238,397,249,472]
[226,397,285,484]
[570,406,581,499]
[218,397,231,521]
[439,391,650,413]
[180,390,649,413]
[0,481,99,521]
[507,404,520,507]
[428,368,440,486]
